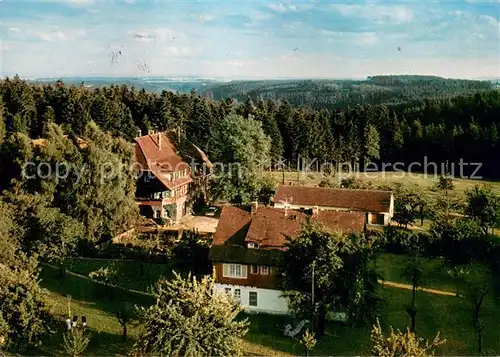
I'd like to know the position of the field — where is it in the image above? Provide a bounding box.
[30,255,500,356]
[265,170,500,195]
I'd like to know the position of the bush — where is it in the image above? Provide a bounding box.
[375,227,414,254]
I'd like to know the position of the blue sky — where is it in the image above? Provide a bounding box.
[1,0,499,79]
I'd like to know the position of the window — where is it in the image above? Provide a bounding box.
[250,265,258,274]
[260,266,269,275]
[154,210,161,219]
[247,242,259,249]
[370,213,385,225]
[224,287,231,295]
[144,173,150,183]
[153,192,161,199]
[249,291,258,307]
[222,264,247,279]
[234,288,241,302]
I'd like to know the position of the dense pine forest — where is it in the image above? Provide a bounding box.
[202,75,495,109]
[1,74,500,180]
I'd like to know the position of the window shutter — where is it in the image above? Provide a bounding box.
[223,264,229,277]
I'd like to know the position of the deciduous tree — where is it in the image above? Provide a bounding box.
[0,256,50,352]
[456,262,493,354]
[282,221,379,337]
[402,239,427,332]
[464,185,500,235]
[135,272,249,356]
[371,318,446,356]
[209,113,272,204]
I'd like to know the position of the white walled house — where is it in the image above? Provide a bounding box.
[273,184,394,226]
[214,281,289,314]
[209,205,365,315]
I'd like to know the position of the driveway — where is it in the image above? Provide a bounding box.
[169,215,219,233]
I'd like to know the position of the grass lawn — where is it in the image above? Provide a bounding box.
[27,265,154,356]
[375,253,459,293]
[64,257,175,292]
[243,285,500,356]
[33,260,500,356]
[265,170,500,196]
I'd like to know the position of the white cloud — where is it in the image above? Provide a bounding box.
[249,10,274,22]
[1,1,498,79]
[54,31,68,40]
[163,46,196,57]
[480,15,500,31]
[66,0,95,5]
[358,32,379,45]
[268,2,297,12]
[38,33,54,42]
[331,4,414,24]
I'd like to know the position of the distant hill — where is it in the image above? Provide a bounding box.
[19,75,497,109]
[200,75,495,109]
[23,76,231,94]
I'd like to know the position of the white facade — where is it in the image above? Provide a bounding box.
[215,283,289,315]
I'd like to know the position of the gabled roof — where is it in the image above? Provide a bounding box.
[135,131,212,190]
[212,206,365,251]
[273,184,393,213]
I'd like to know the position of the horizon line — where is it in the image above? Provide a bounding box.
[3,74,499,82]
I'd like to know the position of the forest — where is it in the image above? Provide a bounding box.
[202,75,495,109]
[1,74,500,179]
[1,74,500,356]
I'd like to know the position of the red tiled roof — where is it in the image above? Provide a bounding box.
[273,184,392,213]
[135,131,212,190]
[212,206,252,246]
[212,206,365,250]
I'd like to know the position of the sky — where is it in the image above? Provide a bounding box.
[1,0,499,79]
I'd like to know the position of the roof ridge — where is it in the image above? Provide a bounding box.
[277,184,393,194]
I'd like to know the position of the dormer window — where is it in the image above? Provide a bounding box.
[247,242,259,249]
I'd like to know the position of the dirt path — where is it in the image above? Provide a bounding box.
[378,279,456,296]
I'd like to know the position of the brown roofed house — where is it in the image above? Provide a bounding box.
[273,184,394,226]
[209,203,365,314]
[134,130,212,224]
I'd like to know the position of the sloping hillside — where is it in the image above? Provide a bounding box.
[201,75,494,109]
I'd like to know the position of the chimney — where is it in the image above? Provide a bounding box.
[158,132,162,150]
[251,201,258,213]
[137,129,142,138]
